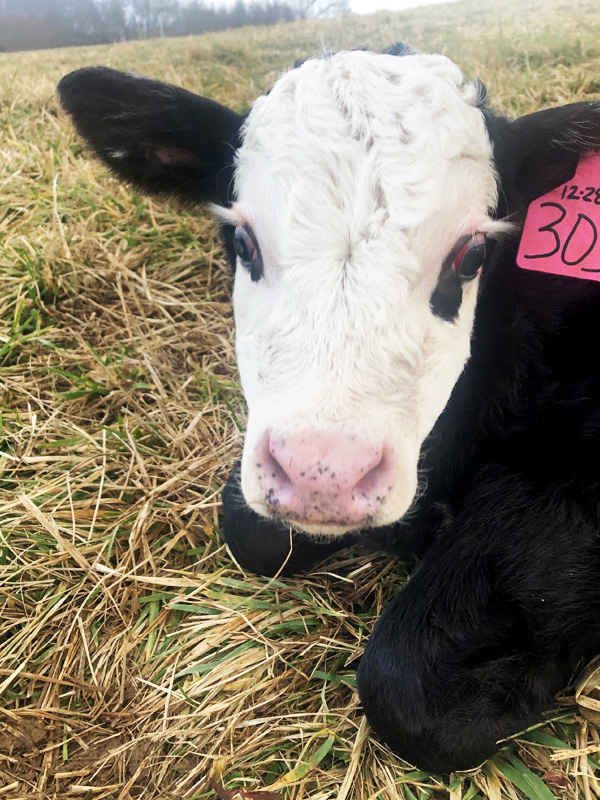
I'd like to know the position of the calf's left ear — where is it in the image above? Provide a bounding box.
[57,67,244,206]
[487,101,600,214]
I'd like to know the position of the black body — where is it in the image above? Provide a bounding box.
[57,53,600,774]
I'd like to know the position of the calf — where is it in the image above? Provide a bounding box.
[58,45,600,773]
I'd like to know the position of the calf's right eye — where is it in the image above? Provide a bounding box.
[233,225,263,282]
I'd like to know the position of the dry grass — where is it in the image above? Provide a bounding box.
[1,0,600,797]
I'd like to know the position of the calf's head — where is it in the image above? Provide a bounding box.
[58,48,600,536]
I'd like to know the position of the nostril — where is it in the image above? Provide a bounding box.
[352,450,386,500]
[265,441,293,491]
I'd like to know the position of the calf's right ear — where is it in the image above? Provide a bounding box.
[57,67,244,206]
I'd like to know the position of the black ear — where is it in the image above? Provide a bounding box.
[487,102,600,216]
[57,67,244,206]
[383,42,418,57]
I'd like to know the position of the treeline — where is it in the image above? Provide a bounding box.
[0,0,350,52]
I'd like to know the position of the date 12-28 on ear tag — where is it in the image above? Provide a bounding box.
[517,150,600,281]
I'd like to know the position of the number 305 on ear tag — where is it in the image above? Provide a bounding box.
[517,150,600,281]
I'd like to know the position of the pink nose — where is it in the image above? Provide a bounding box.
[254,431,393,527]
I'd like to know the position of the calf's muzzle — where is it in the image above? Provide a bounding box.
[251,430,393,528]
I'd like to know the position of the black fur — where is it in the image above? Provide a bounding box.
[58,56,600,774]
[485,102,600,215]
[383,41,418,58]
[57,67,243,206]
[352,106,600,767]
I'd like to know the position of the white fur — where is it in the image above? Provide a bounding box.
[228,50,508,534]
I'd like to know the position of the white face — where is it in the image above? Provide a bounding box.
[222,50,506,536]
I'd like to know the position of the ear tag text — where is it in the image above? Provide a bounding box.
[517,150,600,281]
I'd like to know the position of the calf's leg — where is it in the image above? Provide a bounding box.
[357,470,600,773]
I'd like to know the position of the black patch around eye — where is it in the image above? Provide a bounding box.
[248,263,264,283]
[431,234,486,321]
[430,270,463,322]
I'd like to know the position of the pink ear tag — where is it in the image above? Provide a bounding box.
[517,150,600,281]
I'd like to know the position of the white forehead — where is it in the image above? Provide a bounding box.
[234,50,497,271]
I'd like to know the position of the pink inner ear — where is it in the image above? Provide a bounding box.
[152,145,200,166]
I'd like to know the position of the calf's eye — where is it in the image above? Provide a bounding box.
[233,224,263,282]
[452,233,486,279]
[430,232,487,322]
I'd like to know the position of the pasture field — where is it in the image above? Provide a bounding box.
[1,0,600,797]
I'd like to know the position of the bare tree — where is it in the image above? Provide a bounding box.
[0,0,103,50]
[0,0,351,52]
[129,0,180,37]
[291,0,350,18]
[98,0,129,41]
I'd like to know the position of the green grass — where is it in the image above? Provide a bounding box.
[1,0,600,797]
